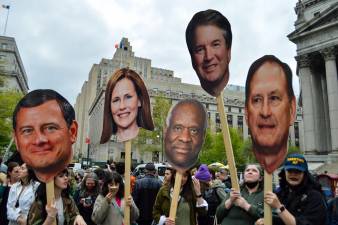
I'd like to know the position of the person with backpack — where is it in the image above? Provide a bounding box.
[195,164,227,225]
[216,164,264,225]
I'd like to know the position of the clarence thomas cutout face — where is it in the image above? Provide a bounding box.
[245,57,296,173]
[164,100,207,173]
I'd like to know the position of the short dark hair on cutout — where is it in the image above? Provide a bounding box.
[186,9,232,56]
[12,89,75,130]
[245,55,295,106]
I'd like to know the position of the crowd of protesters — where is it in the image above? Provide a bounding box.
[0,154,337,225]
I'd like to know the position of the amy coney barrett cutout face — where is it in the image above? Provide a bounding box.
[186,9,232,97]
[164,99,207,173]
[100,68,154,143]
[244,55,296,173]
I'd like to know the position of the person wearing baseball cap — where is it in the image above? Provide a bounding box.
[257,153,327,225]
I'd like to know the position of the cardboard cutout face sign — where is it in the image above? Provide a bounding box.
[186,9,232,97]
[13,89,77,183]
[244,55,296,174]
[164,99,207,173]
[100,68,154,143]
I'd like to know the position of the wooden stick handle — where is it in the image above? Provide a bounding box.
[124,140,131,225]
[46,180,56,225]
[169,173,183,221]
[216,92,240,191]
[264,171,272,225]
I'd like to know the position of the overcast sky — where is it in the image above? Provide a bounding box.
[1,0,299,104]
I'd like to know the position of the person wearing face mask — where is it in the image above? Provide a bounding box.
[216,164,264,225]
[257,153,327,225]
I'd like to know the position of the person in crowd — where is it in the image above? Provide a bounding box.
[218,168,231,191]
[132,162,162,225]
[258,153,327,225]
[153,170,208,225]
[92,171,139,225]
[195,164,226,225]
[107,160,116,173]
[93,168,107,192]
[68,169,79,196]
[100,68,154,142]
[328,185,338,225]
[0,162,21,225]
[0,156,7,185]
[75,170,85,188]
[74,172,100,225]
[7,163,40,225]
[27,168,86,225]
[163,166,174,186]
[216,164,264,225]
[6,162,21,187]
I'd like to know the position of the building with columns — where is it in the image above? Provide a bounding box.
[289,0,338,163]
[75,37,303,164]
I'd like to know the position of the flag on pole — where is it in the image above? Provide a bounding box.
[85,137,90,144]
[2,5,10,9]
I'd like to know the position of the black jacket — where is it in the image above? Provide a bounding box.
[273,171,327,225]
[132,174,162,225]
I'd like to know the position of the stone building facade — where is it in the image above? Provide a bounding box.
[288,0,338,163]
[0,36,28,93]
[74,38,303,164]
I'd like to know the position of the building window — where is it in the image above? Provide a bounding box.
[294,122,299,147]
[216,113,220,124]
[238,116,243,133]
[216,113,221,132]
[228,106,231,112]
[152,151,159,162]
[227,115,233,127]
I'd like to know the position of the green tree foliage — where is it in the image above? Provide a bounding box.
[133,96,171,157]
[0,88,23,154]
[199,127,255,169]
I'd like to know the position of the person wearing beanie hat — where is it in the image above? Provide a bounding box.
[195,164,212,182]
[258,153,327,225]
[196,164,227,225]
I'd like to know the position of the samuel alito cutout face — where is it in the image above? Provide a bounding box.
[245,62,296,173]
